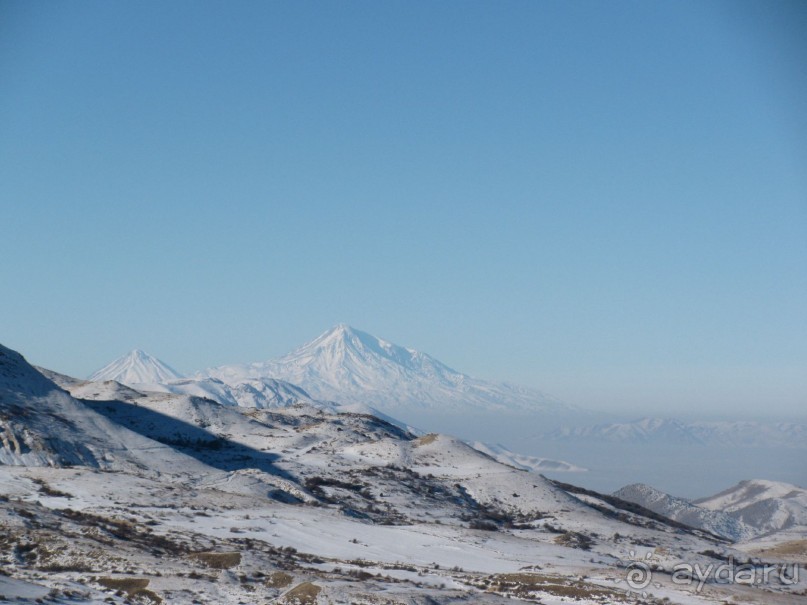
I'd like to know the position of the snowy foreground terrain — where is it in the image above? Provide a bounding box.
[2,342,806,604]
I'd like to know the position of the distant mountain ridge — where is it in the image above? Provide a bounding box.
[615,479,807,541]
[199,324,566,414]
[695,479,807,537]
[614,483,754,542]
[544,417,807,448]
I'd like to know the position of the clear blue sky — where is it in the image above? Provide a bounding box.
[1,1,805,415]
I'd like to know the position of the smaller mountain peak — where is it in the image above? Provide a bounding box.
[89,349,183,385]
[120,349,162,364]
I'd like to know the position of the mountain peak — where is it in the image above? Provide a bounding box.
[202,326,565,413]
[319,323,361,343]
[89,349,183,385]
[319,324,376,345]
[290,325,434,373]
[128,348,150,360]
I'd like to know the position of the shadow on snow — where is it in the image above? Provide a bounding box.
[85,398,296,482]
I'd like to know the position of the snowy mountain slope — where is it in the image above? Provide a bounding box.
[64,376,741,554]
[82,352,582,476]
[88,348,183,384]
[201,324,566,413]
[87,349,316,410]
[66,379,585,524]
[544,416,807,448]
[613,483,754,542]
[0,343,206,473]
[695,479,807,536]
[59,372,684,532]
[132,376,315,409]
[4,344,804,603]
[87,349,321,410]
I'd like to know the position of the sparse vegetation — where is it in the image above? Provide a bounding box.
[265,571,293,588]
[468,519,498,531]
[413,433,439,446]
[279,581,321,604]
[189,551,242,569]
[96,577,161,603]
[154,435,226,450]
[554,530,594,550]
[31,478,73,499]
[473,572,630,601]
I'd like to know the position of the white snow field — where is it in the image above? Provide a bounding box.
[2,341,804,603]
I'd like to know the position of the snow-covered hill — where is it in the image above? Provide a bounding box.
[614,483,754,542]
[0,344,203,472]
[695,479,807,537]
[133,376,316,409]
[200,324,566,414]
[2,340,805,603]
[614,480,807,542]
[89,348,183,384]
[544,417,807,448]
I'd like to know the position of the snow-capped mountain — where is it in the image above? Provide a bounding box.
[200,324,565,413]
[89,349,183,384]
[543,417,807,448]
[694,480,807,537]
[614,483,754,542]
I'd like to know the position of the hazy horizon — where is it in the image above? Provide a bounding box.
[13,323,805,421]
